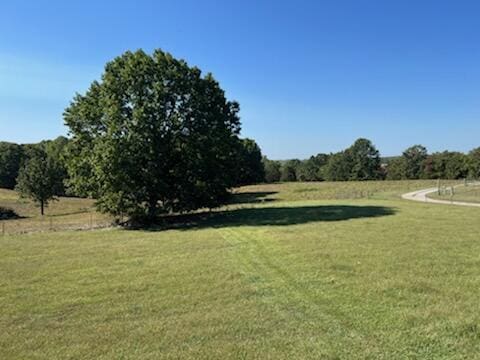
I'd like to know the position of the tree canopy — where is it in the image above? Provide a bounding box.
[323,138,381,181]
[296,154,329,181]
[235,138,265,186]
[280,160,301,182]
[64,49,242,222]
[346,138,381,180]
[469,148,480,179]
[263,157,282,183]
[403,145,428,179]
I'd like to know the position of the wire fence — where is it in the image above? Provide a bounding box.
[2,179,479,236]
[0,211,116,236]
[432,179,480,203]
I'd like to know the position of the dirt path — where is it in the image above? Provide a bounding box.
[402,187,480,208]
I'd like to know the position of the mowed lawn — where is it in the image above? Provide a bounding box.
[1,181,479,359]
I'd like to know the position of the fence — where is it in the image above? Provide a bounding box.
[0,211,116,236]
[434,179,480,202]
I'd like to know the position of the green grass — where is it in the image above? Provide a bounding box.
[1,181,480,359]
[428,184,480,204]
[233,180,459,202]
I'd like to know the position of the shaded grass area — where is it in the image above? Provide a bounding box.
[155,204,395,231]
[428,184,480,204]
[227,191,278,205]
[1,180,480,358]
[0,180,434,235]
[0,206,20,220]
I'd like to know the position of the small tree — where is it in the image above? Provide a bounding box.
[15,150,63,215]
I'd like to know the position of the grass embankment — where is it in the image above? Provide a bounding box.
[0,189,112,234]
[428,183,480,204]
[1,180,479,359]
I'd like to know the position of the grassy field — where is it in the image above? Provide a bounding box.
[232,180,461,203]
[0,189,113,234]
[428,183,480,204]
[1,180,479,359]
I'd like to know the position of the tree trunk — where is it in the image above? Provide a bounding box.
[41,200,44,216]
[147,198,157,223]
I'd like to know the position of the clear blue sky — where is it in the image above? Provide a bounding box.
[1,0,479,159]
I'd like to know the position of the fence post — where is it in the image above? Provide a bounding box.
[1,222,4,236]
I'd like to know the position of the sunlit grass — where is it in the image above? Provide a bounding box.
[1,181,479,358]
[234,179,460,202]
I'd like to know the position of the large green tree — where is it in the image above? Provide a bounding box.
[346,138,381,180]
[15,149,63,215]
[424,151,469,179]
[402,145,428,179]
[324,152,351,181]
[323,138,381,181]
[64,49,241,221]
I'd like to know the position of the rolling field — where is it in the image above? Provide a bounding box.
[1,181,479,359]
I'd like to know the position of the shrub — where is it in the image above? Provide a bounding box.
[0,206,19,220]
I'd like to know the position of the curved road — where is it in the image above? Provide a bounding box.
[402,186,480,208]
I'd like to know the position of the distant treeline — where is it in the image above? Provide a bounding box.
[0,136,69,192]
[262,140,480,183]
[2,137,480,196]
[0,136,264,194]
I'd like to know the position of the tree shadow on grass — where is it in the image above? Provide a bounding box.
[227,191,278,205]
[144,205,396,232]
[0,206,23,220]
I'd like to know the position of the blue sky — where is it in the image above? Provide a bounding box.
[1,0,479,159]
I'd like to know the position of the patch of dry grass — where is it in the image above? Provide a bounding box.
[0,189,113,234]
[428,184,480,204]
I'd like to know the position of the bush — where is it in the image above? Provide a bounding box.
[0,207,19,220]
